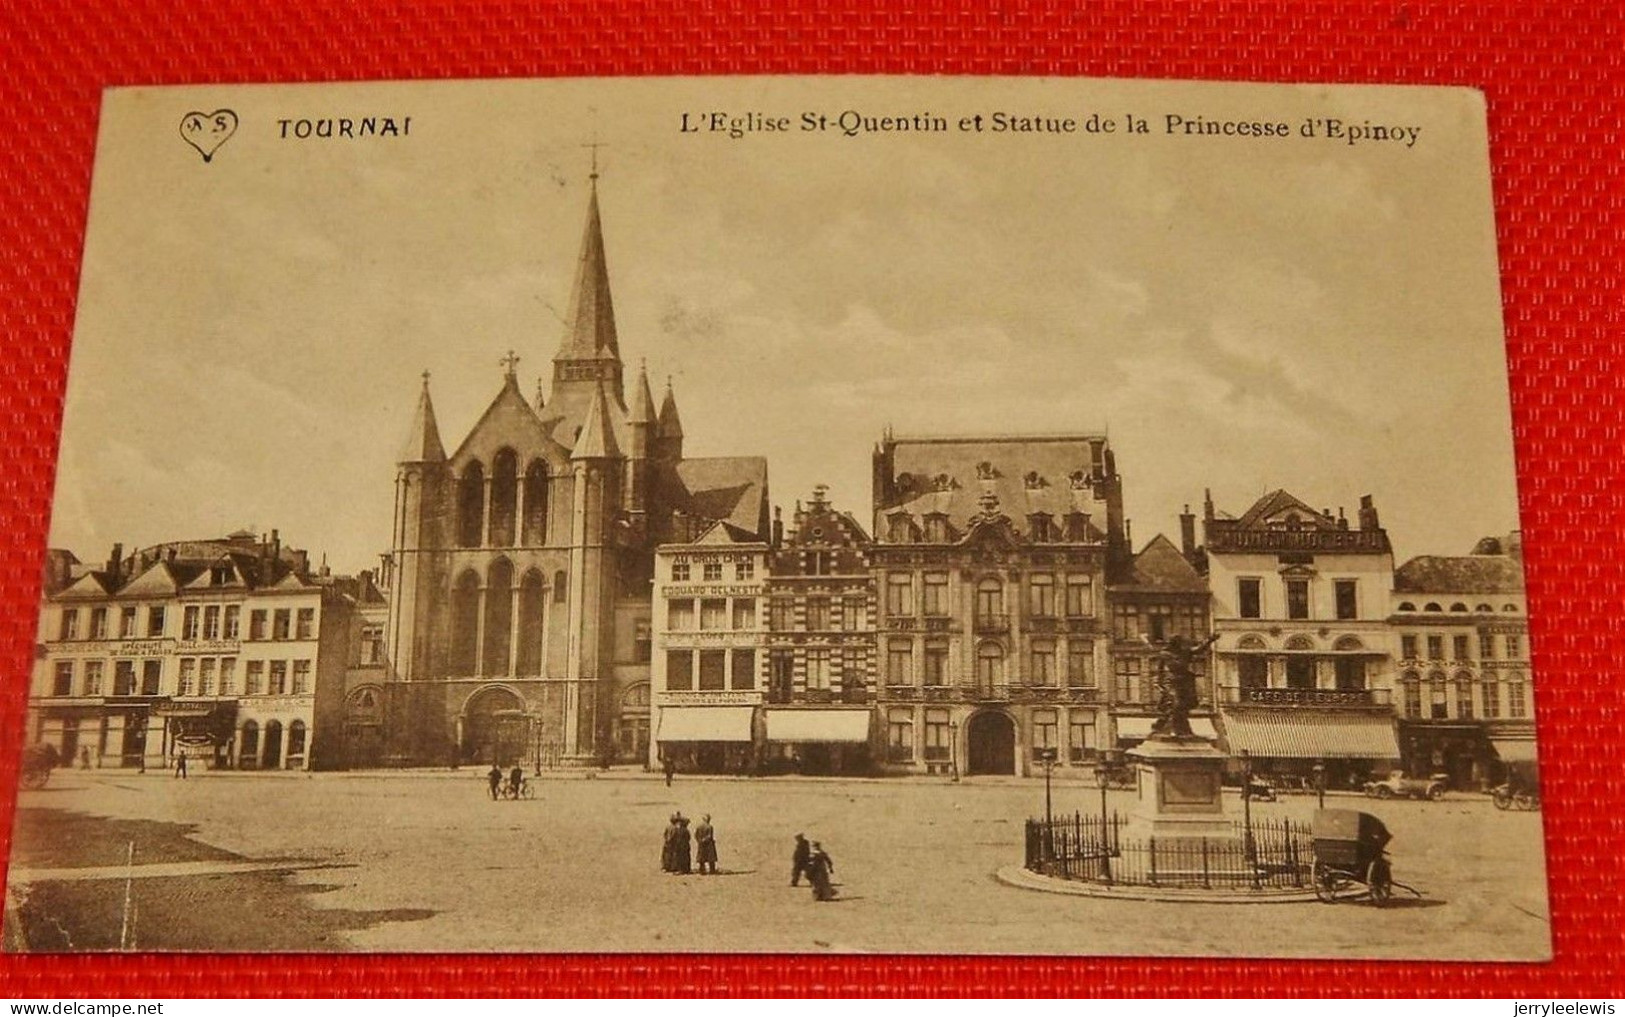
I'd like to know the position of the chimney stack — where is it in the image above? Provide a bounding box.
[1358,495,1380,531]
[1179,505,1196,559]
[107,542,123,581]
[772,506,784,548]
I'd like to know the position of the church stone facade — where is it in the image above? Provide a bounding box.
[382,181,768,768]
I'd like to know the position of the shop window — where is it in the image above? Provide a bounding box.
[1334,657,1365,691]
[1285,656,1315,690]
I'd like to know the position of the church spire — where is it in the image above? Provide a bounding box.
[553,177,622,386]
[658,377,684,440]
[572,381,622,460]
[399,370,446,463]
[630,360,657,426]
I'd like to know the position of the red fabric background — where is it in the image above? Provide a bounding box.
[0,0,1621,997]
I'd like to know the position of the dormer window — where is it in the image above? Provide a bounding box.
[888,515,915,543]
[1028,514,1053,542]
[924,514,950,543]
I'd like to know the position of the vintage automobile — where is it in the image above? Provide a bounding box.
[1363,770,1446,801]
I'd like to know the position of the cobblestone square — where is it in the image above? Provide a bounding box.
[4,770,1550,958]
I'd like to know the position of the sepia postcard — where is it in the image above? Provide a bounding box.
[3,76,1547,959]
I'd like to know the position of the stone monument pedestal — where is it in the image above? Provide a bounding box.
[1124,734,1237,842]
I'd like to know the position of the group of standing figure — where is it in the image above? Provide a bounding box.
[662,817,836,901]
[661,812,718,875]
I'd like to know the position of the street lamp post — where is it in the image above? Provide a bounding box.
[949,720,960,783]
[1239,749,1255,864]
[1036,746,1058,861]
[1092,749,1118,882]
[1313,760,1327,810]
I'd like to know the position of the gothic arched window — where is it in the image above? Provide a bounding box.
[482,558,515,677]
[553,569,568,604]
[456,462,486,548]
[450,569,481,674]
[489,449,518,547]
[523,460,549,545]
[516,568,546,675]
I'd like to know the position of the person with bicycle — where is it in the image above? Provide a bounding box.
[508,764,523,800]
[487,763,502,801]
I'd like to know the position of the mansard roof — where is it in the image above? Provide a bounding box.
[880,434,1112,537]
[1394,554,1525,595]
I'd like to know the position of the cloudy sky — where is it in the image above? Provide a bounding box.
[54,77,1516,573]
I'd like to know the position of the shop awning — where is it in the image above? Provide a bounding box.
[1115,716,1219,741]
[655,706,755,743]
[765,709,871,743]
[1491,739,1538,764]
[1221,711,1399,760]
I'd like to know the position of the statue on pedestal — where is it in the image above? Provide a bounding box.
[1149,633,1220,739]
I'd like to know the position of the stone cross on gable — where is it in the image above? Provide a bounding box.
[500,350,521,378]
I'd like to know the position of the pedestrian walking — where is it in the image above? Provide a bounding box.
[807,841,836,901]
[174,748,187,779]
[487,763,502,801]
[695,814,718,875]
[508,764,523,800]
[661,813,682,872]
[79,747,91,770]
[790,833,811,886]
[673,815,693,874]
[662,755,676,788]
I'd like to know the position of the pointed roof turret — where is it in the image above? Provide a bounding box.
[555,181,620,365]
[400,370,447,463]
[572,382,622,460]
[630,360,657,425]
[658,377,684,439]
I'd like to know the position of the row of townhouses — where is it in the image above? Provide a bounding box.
[25,179,1534,787]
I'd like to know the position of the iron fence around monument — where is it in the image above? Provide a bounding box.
[1023,812,1312,890]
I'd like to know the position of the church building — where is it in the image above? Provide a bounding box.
[383,178,769,768]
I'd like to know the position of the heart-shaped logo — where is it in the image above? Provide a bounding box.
[179,109,238,163]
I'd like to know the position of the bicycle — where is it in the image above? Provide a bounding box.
[500,777,536,800]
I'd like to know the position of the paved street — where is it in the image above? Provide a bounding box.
[4,770,1550,958]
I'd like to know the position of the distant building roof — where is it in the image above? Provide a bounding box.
[1394,554,1525,594]
[1113,534,1207,594]
[879,434,1113,538]
[667,456,770,540]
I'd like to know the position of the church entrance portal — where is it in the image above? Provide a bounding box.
[966,711,1016,776]
[463,686,529,767]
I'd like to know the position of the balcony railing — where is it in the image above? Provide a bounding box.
[1220,686,1391,708]
[974,613,1010,634]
